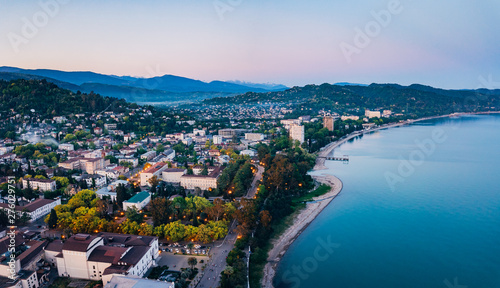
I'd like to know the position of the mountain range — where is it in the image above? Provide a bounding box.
[0,66,288,104]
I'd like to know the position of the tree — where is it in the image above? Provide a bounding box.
[48,209,58,229]
[200,166,208,176]
[156,144,165,153]
[147,175,160,189]
[18,209,31,225]
[187,257,197,270]
[260,210,272,228]
[116,184,128,209]
[207,198,225,221]
[150,197,171,226]
[126,207,143,223]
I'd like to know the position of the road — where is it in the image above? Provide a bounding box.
[195,221,237,288]
[245,165,264,199]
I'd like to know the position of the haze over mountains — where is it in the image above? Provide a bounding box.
[0,66,288,104]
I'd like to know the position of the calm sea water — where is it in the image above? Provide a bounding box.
[274,114,500,288]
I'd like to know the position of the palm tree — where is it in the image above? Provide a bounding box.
[187,257,197,270]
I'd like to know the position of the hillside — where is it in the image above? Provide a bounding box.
[0,79,127,118]
[204,83,500,117]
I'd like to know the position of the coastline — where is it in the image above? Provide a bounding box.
[260,111,500,288]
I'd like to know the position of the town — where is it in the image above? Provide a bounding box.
[0,79,403,288]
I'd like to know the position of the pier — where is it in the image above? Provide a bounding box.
[318,155,349,162]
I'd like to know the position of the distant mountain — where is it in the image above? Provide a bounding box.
[226,80,288,91]
[334,82,368,86]
[0,67,288,104]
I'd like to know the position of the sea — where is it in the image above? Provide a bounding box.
[274,114,500,288]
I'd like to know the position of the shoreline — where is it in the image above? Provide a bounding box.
[260,111,500,288]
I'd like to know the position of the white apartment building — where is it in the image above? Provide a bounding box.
[289,124,305,144]
[81,174,107,188]
[193,129,206,136]
[213,135,223,145]
[0,198,61,222]
[58,143,75,151]
[22,178,56,192]
[245,133,264,141]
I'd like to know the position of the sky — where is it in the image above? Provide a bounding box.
[1,0,499,89]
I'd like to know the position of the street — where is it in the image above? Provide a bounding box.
[195,220,237,288]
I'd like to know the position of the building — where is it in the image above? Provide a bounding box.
[244,133,264,141]
[58,158,81,170]
[122,191,151,211]
[0,198,61,222]
[213,135,223,145]
[341,115,360,121]
[193,129,206,137]
[81,174,107,188]
[22,178,56,192]
[58,143,74,151]
[94,127,103,135]
[240,149,257,157]
[383,110,393,117]
[365,110,381,118]
[289,124,305,144]
[54,233,158,283]
[140,151,156,161]
[218,129,246,138]
[323,116,335,131]
[161,168,185,184]
[140,162,169,186]
[81,158,105,175]
[280,119,301,129]
[180,167,222,191]
[0,233,50,287]
[104,123,117,130]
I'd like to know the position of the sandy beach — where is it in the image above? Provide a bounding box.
[260,111,500,287]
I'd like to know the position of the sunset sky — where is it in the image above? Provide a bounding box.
[1,0,499,89]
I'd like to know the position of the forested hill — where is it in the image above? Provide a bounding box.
[204,83,500,117]
[0,79,129,118]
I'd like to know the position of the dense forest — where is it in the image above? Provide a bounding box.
[205,83,500,118]
[0,79,127,118]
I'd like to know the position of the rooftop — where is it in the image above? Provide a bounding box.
[62,234,99,252]
[124,191,150,204]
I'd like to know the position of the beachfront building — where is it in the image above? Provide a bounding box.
[22,178,56,192]
[54,233,158,284]
[122,191,151,211]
